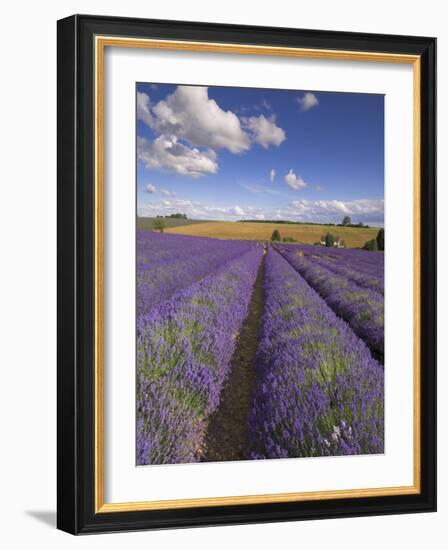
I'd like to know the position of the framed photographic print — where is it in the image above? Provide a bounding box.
[57,14,436,534]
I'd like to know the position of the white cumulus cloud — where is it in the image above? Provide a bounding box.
[137,91,154,127]
[145,183,156,193]
[137,87,287,177]
[137,196,384,225]
[284,169,307,190]
[137,135,218,178]
[138,200,253,221]
[288,198,384,223]
[150,86,251,154]
[161,198,193,208]
[270,169,276,183]
[242,114,286,148]
[297,92,319,112]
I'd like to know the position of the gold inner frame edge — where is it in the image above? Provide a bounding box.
[94,35,421,513]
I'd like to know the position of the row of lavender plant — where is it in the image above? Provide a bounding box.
[137,230,234,267]
[274,244,384,356]
[248,248,384,459]
[137,245,263,465]
[137,231,258,316]
[276,243,384,295]
[296,243,384,277]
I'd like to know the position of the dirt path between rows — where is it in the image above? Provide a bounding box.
[202,248,266,462]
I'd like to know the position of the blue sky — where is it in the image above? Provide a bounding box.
[136,83,384,225]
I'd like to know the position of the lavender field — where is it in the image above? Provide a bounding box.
[136,232,384,465]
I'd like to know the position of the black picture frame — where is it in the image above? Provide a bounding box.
[57,14,436,535]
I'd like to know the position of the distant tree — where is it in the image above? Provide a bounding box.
[376,228,384,251]
[357,222,364,227]
[363,238,378,251]
[342,216,352,226]
[271,229,281,242]
[325,233,335,247]
[166,213,188,219]
[153,218,166,233]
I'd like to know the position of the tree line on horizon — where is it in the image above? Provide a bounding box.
[241,215,372,228]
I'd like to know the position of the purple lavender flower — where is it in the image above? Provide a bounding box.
[282,244,384,295]
[137,242,263,465]
[137,230,258,316]
[274,244,384,355]
[248,248,384,459]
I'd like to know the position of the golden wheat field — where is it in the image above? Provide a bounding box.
[165,221,379,248]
